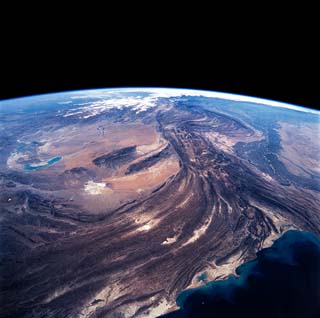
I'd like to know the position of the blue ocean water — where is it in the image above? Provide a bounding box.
[161,230,320,318]
[24,156,62,170]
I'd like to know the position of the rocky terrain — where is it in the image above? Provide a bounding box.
[0,89,319,318]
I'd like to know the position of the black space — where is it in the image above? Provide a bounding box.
[1,19,319,111]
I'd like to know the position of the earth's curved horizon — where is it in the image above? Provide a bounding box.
[2,87,319,114]
[0,88,319,318]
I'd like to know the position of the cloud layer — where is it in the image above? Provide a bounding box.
[69,87,319,114]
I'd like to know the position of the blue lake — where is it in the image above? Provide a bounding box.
[24,156,62,170]
[197,272,208,282]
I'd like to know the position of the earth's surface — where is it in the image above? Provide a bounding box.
[0,88,319,318]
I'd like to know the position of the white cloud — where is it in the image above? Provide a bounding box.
[129,88,319,114]
[63,87,319,118]
[63,95,159,118]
